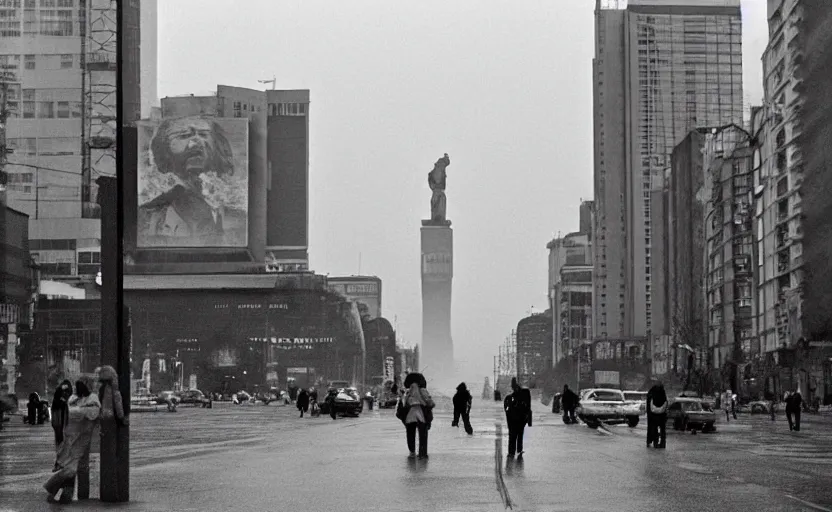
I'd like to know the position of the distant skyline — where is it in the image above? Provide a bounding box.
[157,1,769,385]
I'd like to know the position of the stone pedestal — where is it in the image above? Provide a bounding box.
[420,222,454,381]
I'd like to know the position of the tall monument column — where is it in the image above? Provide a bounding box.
[421,154,454,381]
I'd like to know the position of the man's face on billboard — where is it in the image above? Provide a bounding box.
[166,117,215,188]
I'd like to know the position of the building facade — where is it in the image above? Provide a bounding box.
[592,0,744,340]
[667,130,708,361]
[1,0,147,283]
[550,232,592,366]
[703,126,755,394]
[515,312,553,388]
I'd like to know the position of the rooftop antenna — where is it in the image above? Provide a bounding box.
[258,75,276,90]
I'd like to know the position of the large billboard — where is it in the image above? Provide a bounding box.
[328,278,381,321]
[136,116,249,248]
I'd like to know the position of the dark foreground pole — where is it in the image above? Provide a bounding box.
[97,176,129,503]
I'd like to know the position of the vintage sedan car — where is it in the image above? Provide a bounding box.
[576,388,643,428]
[319,387,363,416]
[666,397,716,433]
[177,389,211,407]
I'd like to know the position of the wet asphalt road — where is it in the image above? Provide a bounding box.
[1,397,831,511]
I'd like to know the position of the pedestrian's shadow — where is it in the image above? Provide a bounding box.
[406,456,428,473]
[504,456,524,477]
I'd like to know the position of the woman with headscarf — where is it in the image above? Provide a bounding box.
[44,378,100,504]
[452,382,473,435]
[98,366,128,500]
[50,380,73,470]
[402,378,435,459]
[646,383,668,449]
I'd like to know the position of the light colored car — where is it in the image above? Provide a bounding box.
[576,388,642,428]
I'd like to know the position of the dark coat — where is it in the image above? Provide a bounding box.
[561,388,579,409]
[51,396,69,445]
[297,390,310,411]
[786,392,803,413]
[504,388,532,424]
[453,389,472,412]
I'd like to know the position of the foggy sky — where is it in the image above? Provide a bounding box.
[157,1,769,384]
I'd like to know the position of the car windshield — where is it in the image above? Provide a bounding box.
[683,402,703,411]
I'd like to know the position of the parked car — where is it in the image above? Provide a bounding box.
[576,388,643,428]
[177,389,210,407]
[319,387,362,416]
[624,391,648,406]
[666,397,716,433]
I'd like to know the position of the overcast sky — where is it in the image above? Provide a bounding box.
[157,0,769,384]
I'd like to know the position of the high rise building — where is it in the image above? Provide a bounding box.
[755,0,804,354]
[139,0,158,118]
[1,0,147,282]
[592,0,744,340]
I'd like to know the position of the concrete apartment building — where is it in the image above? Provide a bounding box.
[703,126,755,393]
[755,0,804,354]
[1,0,153,281]
[548,201,593,366]
[592,0,744,340]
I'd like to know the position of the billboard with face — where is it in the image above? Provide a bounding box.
[136,116,249,248]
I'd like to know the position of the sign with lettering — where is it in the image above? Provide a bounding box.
[422,252,451,277]
[327,278,381,319]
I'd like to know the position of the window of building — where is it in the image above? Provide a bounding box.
[77,250,100,275]
[56,100,70,118]
[6,171,33,193]
[40,263,72,276]
[38,8,73,36]
[24,53,35,69]
[60,53,72,68]
[37,100,54,118]
[0,7,21,37]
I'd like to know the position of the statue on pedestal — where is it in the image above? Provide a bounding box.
[427,153,450,225]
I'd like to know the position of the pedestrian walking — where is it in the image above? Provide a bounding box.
[297,388,310,418]
[43,378,100,504]
[50,381,72,447]
[398,374,434,459]
[503,377,532,458]
[325,388,338,420]
[50,381,72,472]
[721,389,733,422]
[561,385,578,424]
[452,382,474,435]
[646,383,668,449]
[731,392,738,420]
[786,389,802,431]
[26,392,41,425]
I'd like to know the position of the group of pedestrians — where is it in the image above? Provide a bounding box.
[395,374,536,461]
[42,365,128,504]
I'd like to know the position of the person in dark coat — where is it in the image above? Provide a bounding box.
[452,382,474,435]
[51,381,72,446]
[297,388,310,418]
[503,377,532,458]
[786,389,802,431]
[646,383,668,449]
[561,385,579,424]
[27,392,41,425]
[325,388,338,420]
